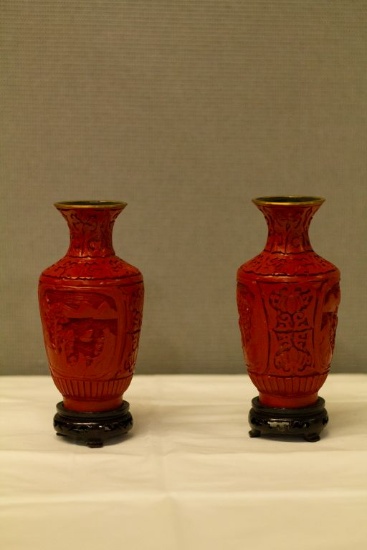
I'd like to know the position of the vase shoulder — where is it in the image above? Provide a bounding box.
[238,250,340,279]
[40,255,142,282]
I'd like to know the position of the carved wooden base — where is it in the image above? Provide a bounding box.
[248,397,328,442]
[54,401,133,448]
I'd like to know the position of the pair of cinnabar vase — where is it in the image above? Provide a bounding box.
[38,196,340,447]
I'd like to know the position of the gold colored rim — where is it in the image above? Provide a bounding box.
[253,196,325,206]
[54,200,127,210]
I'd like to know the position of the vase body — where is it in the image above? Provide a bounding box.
[38,201,144,444]
[237,197,340,422]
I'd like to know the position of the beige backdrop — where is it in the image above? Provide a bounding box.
[1,1,366,375]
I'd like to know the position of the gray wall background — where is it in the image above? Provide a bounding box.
[1,1,366,375]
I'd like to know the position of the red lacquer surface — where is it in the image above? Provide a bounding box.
[237,197,340,409]
[38,202,144,412]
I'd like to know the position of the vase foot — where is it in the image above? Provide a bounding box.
[53,401,133,447]
[249,428,261,438]
[248,397,328,441]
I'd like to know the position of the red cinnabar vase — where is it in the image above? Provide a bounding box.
[38,201,144,447]
[237,196,340,441]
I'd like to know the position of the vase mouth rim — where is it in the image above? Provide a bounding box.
[54,200,127,210]
[253,195,325,206]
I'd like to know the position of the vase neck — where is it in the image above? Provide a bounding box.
[257,203,322,254]
[58,207,123,258]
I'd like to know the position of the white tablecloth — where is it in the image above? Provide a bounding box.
[1,374,367,549]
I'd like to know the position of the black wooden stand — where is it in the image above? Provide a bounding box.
[248,397,328,442]
[54,401,133,448]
